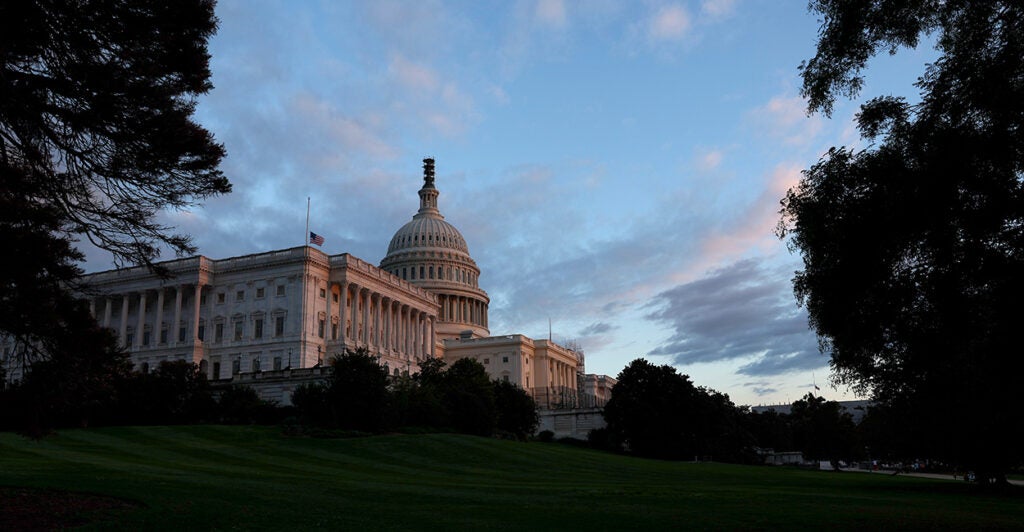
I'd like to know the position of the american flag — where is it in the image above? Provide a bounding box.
[309,232,325,246]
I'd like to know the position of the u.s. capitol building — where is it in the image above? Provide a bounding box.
[26,159,614,407]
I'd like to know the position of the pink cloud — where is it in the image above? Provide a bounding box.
[648,4,692,42]
[535,0,567,28]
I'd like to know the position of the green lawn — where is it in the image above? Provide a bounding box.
[0,426,1020,530]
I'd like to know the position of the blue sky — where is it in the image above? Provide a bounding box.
[84,0,938,406]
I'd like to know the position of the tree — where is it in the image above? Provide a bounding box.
[493,379,539,440]
[1,0,229,267]
[789,394,857,470]
[441,358,496,436]
[328,348,389,432]
[779,1,1024,483]
[0,1,229,372]
[603,359,703,460]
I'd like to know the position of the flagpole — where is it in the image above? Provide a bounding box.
[305,197,310,247]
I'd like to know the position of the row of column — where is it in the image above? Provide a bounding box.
[330,281,435,361]
[550,360,577,390]
[437,294,488,328]
[92,284,204,350]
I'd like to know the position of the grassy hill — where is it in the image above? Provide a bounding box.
[0,426,1021,530]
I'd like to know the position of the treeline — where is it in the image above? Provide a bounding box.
[290,350,538,439]
[596,359,862,466]
[0,357,281,434]
[0,345,538,441]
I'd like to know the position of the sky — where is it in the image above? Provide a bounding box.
[83,0,939,406]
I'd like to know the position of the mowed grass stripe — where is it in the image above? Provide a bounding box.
[2,426,1023,530]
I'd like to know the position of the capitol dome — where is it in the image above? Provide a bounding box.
[380,159,490,340]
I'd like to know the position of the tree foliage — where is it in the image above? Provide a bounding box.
[0,0,229,268]
[328,348,389,432]
[789,393,857,469]
[603,359,748,460]
[780,1,1024,481]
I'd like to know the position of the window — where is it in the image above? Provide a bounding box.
[215,323,224,342]
[254,319,263,339]
[502,356,509,363]
[142,331,151,346]
[318,319,325,338]
[331,323,338,340]
[503,375,510,382]
[420,266,425,279]
[484,358,490,365]
[319,288,326,298]
[126,332,134,345]
[276,285,285,296]
[179,326,186,342]
[236,290,244,301]
[217,293,225,304]
[273,357,282,370]
[140,362,150,374]
[275,316,285,337]
[234,321,243,341]
[200,294,207,305]
[212,362,221,378]
[160,328,168,344]
[429,266,434,279]
[252,358,260,372]
[197,324,205,341]
[232,358,240,374]
[256,287,265,298]
[332,292,339,303]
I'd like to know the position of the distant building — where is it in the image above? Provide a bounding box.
[750,399,872,424]
[2,159,613,409]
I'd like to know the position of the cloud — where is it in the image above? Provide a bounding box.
[535,0,567,28]
[701,0,736,19]
[749,95,824,146]
[692,163,800,271]
[388,54,440,92]
[646,257,826,376]
[579,322,615,336]
[696,149,724,172]
[647,4,692,42]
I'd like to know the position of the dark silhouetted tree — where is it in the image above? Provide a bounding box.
[0,1,229,384]
[789,393,857,470]
[118,360,214,425]
[779,1,1024,483]
[442,358,496,436]
[493,379,538,440]
[603,359,702,460]
[328,348,389,432]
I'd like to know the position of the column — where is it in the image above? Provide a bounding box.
[421,314,428,359]
[103,297,113,328]
[134,290,146,349]
[119,294,130,348]
[192,284,203,343]
[172,286,183,346]
[429,317,435,358]
[350,283,360,345]
[154,288,165,345]
[325,281,332,340]
[338,282,348,346]
[372,292,380,347]
[364,286,372,345]
[381,297,390,353]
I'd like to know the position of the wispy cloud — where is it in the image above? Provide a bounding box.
[646,257,826,376]
[535,0,567,28]
[647,4,692,42]
[749,95,824,146]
